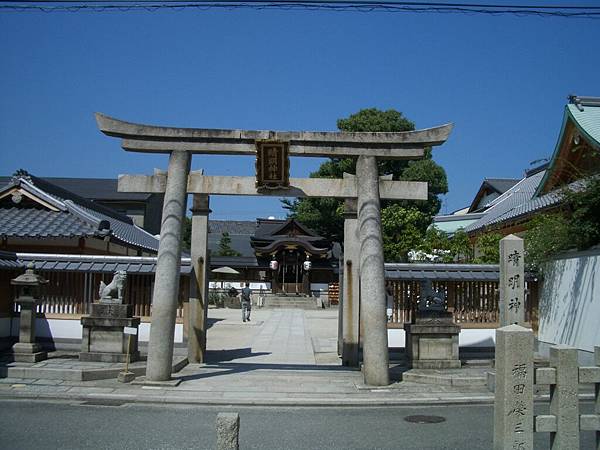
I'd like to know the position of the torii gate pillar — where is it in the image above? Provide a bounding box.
[356,155,389,385]
[146,151,191,381]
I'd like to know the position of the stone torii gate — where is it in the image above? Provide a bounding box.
[95,113,452,386]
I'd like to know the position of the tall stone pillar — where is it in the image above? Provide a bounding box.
[499,234,525,327]
[341,197,360,367]
[188,194,210,363]
[146,150,191,381]
[356,155,389,386]
[493,324,534,450]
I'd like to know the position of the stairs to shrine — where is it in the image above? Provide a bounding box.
[262,295,321,310]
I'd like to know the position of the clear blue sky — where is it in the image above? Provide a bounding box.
[1,6,599,220]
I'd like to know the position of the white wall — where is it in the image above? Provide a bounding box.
[9,318,184,343]
[387,328,495,348]
[538,250,600,352]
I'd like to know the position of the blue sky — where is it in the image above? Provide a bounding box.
[1,6,599,220]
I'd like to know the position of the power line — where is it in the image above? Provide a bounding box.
[1,0,599,18]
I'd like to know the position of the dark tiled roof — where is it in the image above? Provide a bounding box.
[0,175,159,252]
[254,219,287,238]
[385,263,537,282]
[208,233,255,257]
[208,220,256,235]
[0,250,22,270]
[254,218,320,239]
[210,256,262,269]
[0,176,150,202]
[0,207,96,238]
[17,253,192,274]
[72,202,160,252]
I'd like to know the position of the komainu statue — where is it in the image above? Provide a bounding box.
[99,270,127,304]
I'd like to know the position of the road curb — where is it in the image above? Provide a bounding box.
[0,390,498,407]
[2,388,595,408]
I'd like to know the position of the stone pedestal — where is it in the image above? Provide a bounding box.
[80,303,140,363]
[405,312,461,369]
[12,298,48,362]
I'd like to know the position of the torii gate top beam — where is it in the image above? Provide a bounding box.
[96,113,452,160]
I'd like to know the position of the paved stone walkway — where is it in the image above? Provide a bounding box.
[0,307,522,406]
[241,310,316,365]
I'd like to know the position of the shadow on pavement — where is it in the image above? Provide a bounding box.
[205,347,270,362]
[206,318,224,329]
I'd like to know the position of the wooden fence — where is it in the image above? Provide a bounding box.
[9,270,187,320]
[387,279,539,330]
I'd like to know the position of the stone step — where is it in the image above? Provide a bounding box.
[401,368,489,386]
[263,296,320,310]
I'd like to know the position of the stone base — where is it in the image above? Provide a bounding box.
[10,342,48,362]
[412,359,462,369]
[405,313,461,370]
[12,351,48,363]
[80,311,140,363]
[80,351,140,363]
[117,371,136,383]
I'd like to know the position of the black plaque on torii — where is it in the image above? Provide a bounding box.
[255,140,290,190]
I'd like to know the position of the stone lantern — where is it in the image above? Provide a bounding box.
[11,263,48,362]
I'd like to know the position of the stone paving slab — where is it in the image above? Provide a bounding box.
[0,308,528,407]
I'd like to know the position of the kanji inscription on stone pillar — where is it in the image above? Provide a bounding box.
[499,234,525,327]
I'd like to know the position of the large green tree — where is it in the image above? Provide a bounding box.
[283,108,448,261]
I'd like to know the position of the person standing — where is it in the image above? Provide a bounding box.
[241,282,252,322]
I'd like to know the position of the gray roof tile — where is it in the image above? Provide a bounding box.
[208,220,256,235]
[0,207,97,239]
[465,171,547,233]
[1,175,159,252]
[0,176,151,201]
[17,253,192,275]
[0,250,22,270]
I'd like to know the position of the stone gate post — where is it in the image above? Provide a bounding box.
[356,155,389,386]
[188,193,210,363]
[146,150,191,381]
[341,196,360,367]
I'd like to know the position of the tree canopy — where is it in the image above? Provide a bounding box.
[283,108,448,261]
[216,231,241,257]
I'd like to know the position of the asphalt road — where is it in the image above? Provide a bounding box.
[0,399,595,449]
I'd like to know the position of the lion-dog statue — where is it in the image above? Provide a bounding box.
[99,270,127,304]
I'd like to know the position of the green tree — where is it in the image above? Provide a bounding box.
[182,216,192,250]
[524,213,571,271]
[449,229,474,263]
[216,231,241,257]
[564,176,600,250]
[283,108,448,261]
[381,205,429,262]
[473,232,502,264]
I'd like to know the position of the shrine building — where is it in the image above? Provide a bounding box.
[209,218,339,296]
